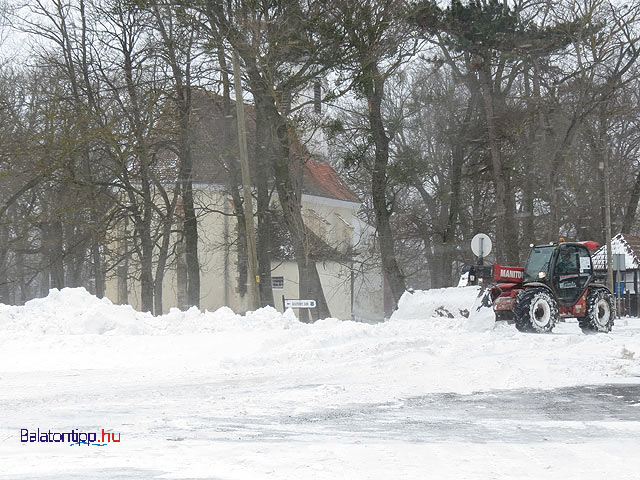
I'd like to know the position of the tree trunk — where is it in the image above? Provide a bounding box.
[478,63,508,264]
[154,191,177,315]
[47,219,65,289]
[272,143,331,321]
[504,174,519,265]
[622,171,640,234]
[230,183,249,298]
[65,223,84,288]
[152,3,200,309]
[129,138,154,314]
[365,64,406,307]
[521,64,539,245]
[244,65,331,321]
[423,241,440,288]
[254,100,275,307]
[176,244,188,309]
[182,178,200,308]
[40,258,50,298]
[274,125,331,321]
[217,52,249,299]
[440,152,463,287]
[16,251,27,304]
[92,240,104,298]
[134,160,155,314]
[177,97,200,309]
[139,206,154,314]
[121,31,156,314]
[442,92,475,285]
[117,261,128,306]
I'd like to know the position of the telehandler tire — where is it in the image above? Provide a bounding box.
[513,288,558,333]
[578,288,614,333]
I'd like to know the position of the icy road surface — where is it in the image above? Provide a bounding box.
[0,288,640,479]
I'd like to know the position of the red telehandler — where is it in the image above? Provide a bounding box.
[486,240,615,333]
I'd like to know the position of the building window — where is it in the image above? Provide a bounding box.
[272,276,284,290]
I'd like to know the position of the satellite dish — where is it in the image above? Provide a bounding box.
[471,233,492,259]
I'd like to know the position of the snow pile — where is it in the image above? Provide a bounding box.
[0,286,494,338]
[391,286,496,331]
[0,287,301,336]
[0,288,144,335]
[393,286,482,320]
[391,286,480,320]
[1,286,640,391]
[144,304,301,335]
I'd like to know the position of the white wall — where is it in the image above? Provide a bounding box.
[105,185,384,320]
[270,260,353,319]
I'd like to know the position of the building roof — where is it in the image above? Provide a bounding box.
[181,90,359,204]
[301,160,360,203]
[592,233,640,270]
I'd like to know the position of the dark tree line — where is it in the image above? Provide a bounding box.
[329,0,640,292]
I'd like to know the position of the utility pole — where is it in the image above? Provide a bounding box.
[602,135,615,295]
[232,49,260,311]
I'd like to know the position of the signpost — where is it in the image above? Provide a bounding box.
[283,298,317,309]
[233,49,260,310]
[471,233,492,265]
[467,233,493,285]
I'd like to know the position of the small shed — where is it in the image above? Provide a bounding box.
[591,233,640,315]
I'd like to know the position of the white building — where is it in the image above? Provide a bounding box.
[105,91,384,320]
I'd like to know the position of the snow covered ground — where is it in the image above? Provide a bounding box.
[1,287,640,479]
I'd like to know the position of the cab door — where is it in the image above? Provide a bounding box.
[552,245,593,305]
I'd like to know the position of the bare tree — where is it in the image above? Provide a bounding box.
[148,0,202,308]
[323,0,418,307]
[199,0,342,320]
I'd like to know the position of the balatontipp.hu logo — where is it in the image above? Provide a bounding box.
[21,428,121,446]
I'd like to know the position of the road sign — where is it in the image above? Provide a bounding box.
[613,254,626,271]
[471,233,492,259]
[284,299,316,309]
